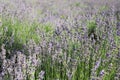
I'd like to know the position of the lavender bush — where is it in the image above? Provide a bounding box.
[0,0,120,80]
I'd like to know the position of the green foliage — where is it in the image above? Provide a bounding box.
[99,6,109,12]
[75,2,81,7]
[37,23,53,35]
[0,18,41,53]
[3,73,11,80]
[87,20,97,37]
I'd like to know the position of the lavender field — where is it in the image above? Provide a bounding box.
[0,0,120,80]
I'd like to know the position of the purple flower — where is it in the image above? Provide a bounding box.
[106,53,111,57]
[39,70,45,80]
[94,58,101,70]
[117,30,120,36]
[100,70,105,77]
